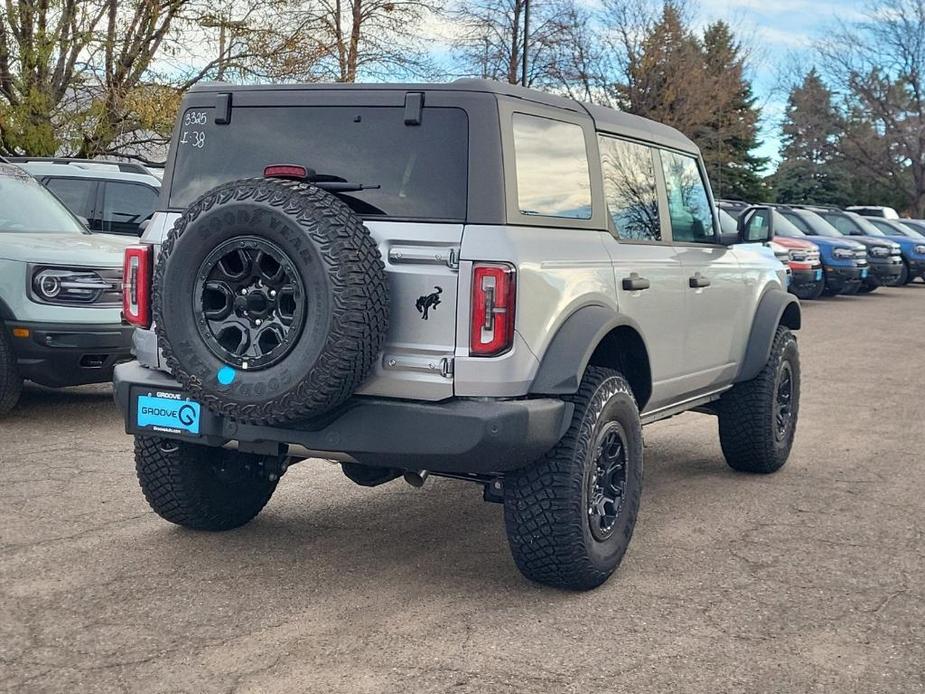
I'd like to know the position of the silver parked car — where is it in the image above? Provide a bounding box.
[113,80,800,590]
[0,163,133,415]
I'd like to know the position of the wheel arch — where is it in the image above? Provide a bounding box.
[0,297,15,321]
[736,288,801,383]
[529,305,653,410]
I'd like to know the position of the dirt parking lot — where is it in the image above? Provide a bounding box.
[1,286,923,694]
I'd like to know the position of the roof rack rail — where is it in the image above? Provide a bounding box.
[789,203,841,211]
[7,156,151,175]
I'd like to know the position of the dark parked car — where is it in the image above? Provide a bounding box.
[863,217,925,284]
[795,207,903,292]
[775,207,870,295]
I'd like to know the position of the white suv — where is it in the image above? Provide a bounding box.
[113,81,800,590]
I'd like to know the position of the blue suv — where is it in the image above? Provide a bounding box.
[860,217,925,284]
[797,207,903,292]
[775,207,871,295]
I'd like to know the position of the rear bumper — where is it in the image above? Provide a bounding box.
[7,321,133,387]
[113,362,572,475]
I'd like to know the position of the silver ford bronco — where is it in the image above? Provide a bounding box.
[114,80,800,590]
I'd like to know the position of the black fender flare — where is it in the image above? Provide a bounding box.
[529,305,646,395]
[736,288,801,383]
[0,297,15,321]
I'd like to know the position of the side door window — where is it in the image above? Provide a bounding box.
[511,113,592,220]
[659,150,716,244]
[101,182,158,235]
[598,135,662,241]
[597,135,688,409]
[44,177,97,229]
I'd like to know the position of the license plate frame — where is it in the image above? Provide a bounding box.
[133,389,202,438]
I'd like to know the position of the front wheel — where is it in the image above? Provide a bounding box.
[717,326,800,474]
[135,436,279,530]
[503,367,643,591]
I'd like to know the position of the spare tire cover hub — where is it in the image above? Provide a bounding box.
[194,236,306,370]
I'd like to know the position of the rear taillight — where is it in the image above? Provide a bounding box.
[122,245,152,327]
[470,263,516,356]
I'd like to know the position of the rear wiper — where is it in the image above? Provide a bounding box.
[313,181,381,192]
[302,169,379,193]
[263,165,379,193]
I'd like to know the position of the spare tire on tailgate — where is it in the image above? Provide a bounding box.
[154,178,389,424]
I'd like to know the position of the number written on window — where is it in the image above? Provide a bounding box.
[180,130,206,148]
[184,111,209,126]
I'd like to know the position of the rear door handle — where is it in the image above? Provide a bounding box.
[622,273,651,291]
[689,273,711,288]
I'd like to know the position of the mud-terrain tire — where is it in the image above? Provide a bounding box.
[0,325,23,416]
[154,178,389,424]
[135,436,278,530]
[717,326,799,474]
[503,367,643,591]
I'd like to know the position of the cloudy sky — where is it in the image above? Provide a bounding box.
[692,0,869,162]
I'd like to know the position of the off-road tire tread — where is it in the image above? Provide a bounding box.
[718,326,799,474]
[135,435,278,530]
[0,324,23,416]
[153,178,388,424]
[504,367,642,590]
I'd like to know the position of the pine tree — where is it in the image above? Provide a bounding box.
[698,21,768,202]
[772,69,845,204]
[615,8,767,201]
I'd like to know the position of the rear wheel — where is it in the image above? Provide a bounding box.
[717,326,799,474]
[0,325,23,416]
[503,367,643,590]
[135,436,279,530]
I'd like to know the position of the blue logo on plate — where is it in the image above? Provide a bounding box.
[137,394,201,434]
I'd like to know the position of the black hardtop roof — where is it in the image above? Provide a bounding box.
[189,78,699,154]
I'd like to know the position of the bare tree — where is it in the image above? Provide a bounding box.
[302,0,442,82]
[0,0,341,160]
[819,0,925,215]
[450,0,574,87]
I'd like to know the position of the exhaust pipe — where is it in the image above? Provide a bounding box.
[403,470,429,488]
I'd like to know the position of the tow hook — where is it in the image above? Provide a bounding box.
[483,477,504,504]
[259,453,290,482]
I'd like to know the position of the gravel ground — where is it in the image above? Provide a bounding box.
[1,285,923,693]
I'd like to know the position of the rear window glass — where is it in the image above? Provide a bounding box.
[169,106,468,220]
[512,113,592,219]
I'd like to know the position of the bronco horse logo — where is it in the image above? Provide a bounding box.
[416,286,443,320]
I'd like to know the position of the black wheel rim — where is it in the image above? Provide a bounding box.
[193,236,305,370]
[588,422,628,541]
[775,362,794,441]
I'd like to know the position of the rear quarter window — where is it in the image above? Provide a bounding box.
[512,113,592,220]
